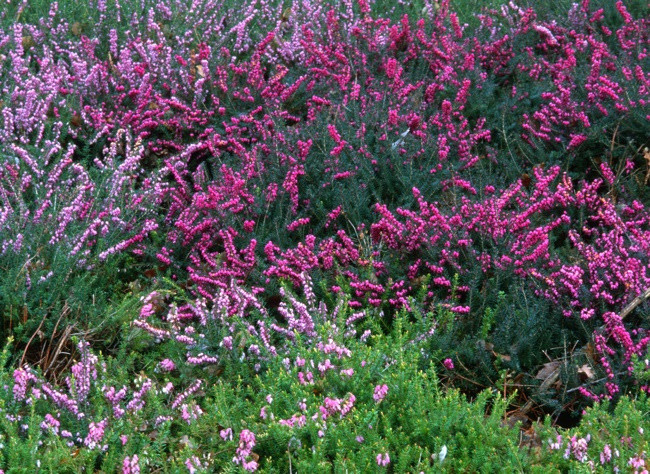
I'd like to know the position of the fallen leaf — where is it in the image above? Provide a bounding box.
[204,365,223,377]
[144,268,157,278]
[577,364,595,380]
[495,352,511,362]
[520,424,542,450]
[71,22,82,36]
[585,342,597,363]
[535,361,560,380]
[70,113,82,128]
[503,410,529,429]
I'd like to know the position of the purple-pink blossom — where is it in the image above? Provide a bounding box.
[373,384,388,403]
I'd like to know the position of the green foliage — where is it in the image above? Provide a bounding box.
[1,0,649,471]
[537,395,650,472]
[0,282,649,472]
[188,303,532,472]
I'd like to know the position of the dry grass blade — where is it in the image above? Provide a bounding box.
[43,323,75,383]
[19,303,79,383]
[20,311,48,368]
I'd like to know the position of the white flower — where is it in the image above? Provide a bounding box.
[438,445,448,463]
[391,129,410,150]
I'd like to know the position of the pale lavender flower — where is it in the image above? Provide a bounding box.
[233,429,257,471]
[220,427,233,441]
[122,455,140,474]
[600,444,612,464]
[628,455,646,470]
[84,418,108,449]
[185,456,202,473]
[376,453,390,466]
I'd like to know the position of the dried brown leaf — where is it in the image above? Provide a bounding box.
[496,353,511,362]
[71,22,82,36]
[577,364,595,380]
[535,361,560,380]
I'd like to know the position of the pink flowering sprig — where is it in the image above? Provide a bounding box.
[373,384,388,402]
[5,338,207,457]
[233,429,258,472]
[541,392,650,471]
[66,341,99,404]
[376,452,391,467]
[122,455,140,474]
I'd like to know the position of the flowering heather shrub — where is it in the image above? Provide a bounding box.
[4,282,645,471]
[0,0,649,469]
[0,337,213,471]
[0,72,168,343]
[485,1,650,172]
[125,0,646,295]
[538,394,650,472]
[262,164,650,391]
[0,295,537,472]
[0,133,160,349]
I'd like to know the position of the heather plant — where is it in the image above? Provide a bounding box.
[0,286,537,472]
[481,0,650,178]
[129,0,649,312]
[537,394,650,472]
[7,279,649,472]
[59,0,650,407]
[0,123,162,361]
[0,0,649,470]
[0,338,187,472]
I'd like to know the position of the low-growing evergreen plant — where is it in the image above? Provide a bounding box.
[0,0,648,471]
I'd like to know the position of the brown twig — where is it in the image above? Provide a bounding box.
[42,305,67,373]
[620,286,650,321]
[20,311,48,368]
[453,358,488,389]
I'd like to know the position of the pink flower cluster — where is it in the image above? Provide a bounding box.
[233,429,258,472]
[373,384,388,402]
[2,5,649,470]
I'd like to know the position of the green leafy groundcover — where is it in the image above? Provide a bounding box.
[0,0,649,471]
